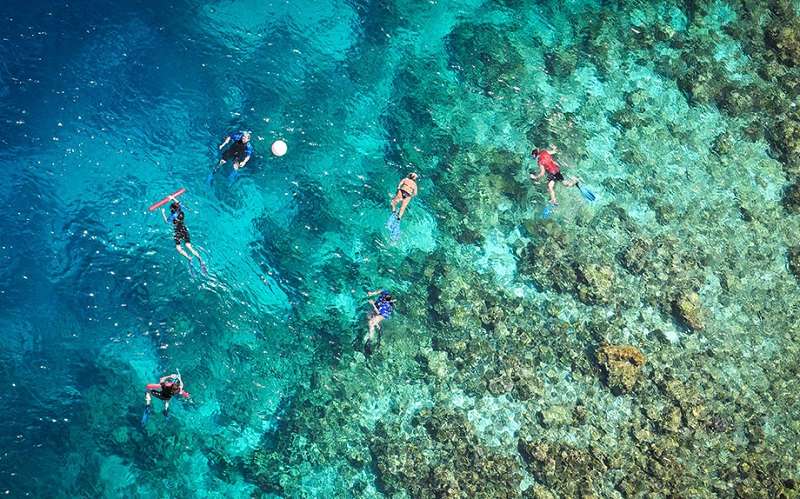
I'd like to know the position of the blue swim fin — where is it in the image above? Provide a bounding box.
[228,169,240,183]
[199,261,208,276]
[542,202,557,219]
[386,212,401,241]
[141,405,152,426]
[207,163,223,185]
[577,183,596,202]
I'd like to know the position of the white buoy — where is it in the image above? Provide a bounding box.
[271,140,287,157]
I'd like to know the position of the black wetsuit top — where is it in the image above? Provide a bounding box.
[150,382,179,401]
[222,140,247,162]
[172,210,190,245]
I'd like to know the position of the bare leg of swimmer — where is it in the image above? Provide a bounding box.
[547,180,558,205]
[390,192,402,213]
[398,198,411,219]
[176,244,192,261]
[185,242,204,264]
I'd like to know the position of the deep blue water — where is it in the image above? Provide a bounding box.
[0,0,403,495]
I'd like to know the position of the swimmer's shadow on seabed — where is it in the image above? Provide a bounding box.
[207,160,262,197]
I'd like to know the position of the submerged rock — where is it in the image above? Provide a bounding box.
[673,291,706,330]
[576,263,616,304]
[539,404,573,428]
[596,344,646,394]
[767,16,800,66]
[784,180,800,213]
[788,247,800,280]
[372,406,522,497]
[517,439,608,497]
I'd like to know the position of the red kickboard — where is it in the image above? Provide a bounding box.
[148,188,186,211]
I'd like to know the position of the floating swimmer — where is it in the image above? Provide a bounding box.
[363,289,395,356]
[142,370,189,424]
[529,145,580,206]
[161,198,206,272]
[390,172,418,220]
[209,131,254,183]
[218,130,254,170]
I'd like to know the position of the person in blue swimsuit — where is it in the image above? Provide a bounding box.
[218,131,254,171]
[364,289,394,356]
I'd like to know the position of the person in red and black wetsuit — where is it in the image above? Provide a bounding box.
[529,145,578,205]
[144,373,190,419]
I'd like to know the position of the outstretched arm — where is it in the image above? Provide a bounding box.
[366,289,384,297]
[219,136,231,149]
[161,208,168,224]
[176,369,187,396]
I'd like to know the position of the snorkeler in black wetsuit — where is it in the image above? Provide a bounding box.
[218,131,254,170]
[161,200,204,265]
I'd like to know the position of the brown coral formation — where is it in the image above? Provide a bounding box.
[596,344,646,394]
[673,291,706,331]
[518,440,609,497]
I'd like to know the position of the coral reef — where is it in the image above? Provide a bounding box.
[784,180,800,213]
[595,344,646,394]
[673,291,706,331]
[518,440,608,497]
[789,247,800,280]
[766,11,800,66]
[371,405,522,498]
[446,22,524,97]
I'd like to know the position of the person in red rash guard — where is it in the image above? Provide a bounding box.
[529,145,579,205]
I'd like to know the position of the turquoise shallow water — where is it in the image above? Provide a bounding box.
[1,0,800,497]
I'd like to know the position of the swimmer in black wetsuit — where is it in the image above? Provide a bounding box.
[389,172,418,220]
[218,131,254,171]
[161,199,204,264]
